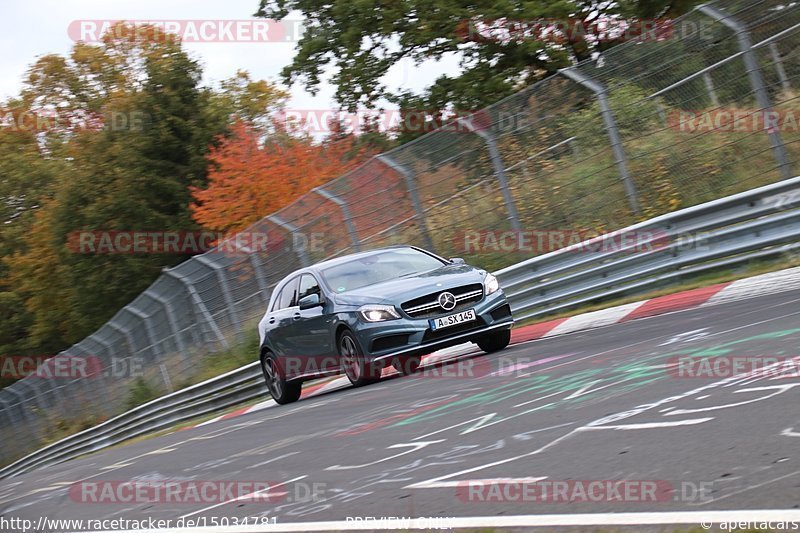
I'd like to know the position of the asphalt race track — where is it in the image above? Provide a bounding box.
[2,289,800,531]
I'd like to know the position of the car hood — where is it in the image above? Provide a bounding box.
[332,264,486,306]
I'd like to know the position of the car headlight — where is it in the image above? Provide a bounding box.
[358,304,401,322]
[484,273,500,295]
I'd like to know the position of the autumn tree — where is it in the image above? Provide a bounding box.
[191,120,376,233]
[2,23,285,355]
[0,124,67,361]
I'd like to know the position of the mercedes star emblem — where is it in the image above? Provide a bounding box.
[438,291,457,311]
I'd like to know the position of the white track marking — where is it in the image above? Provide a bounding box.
[411,413,499,440]
[414,476,548,488]
[325,441,445,471]
[513,389,573,408]
[404,430,579,489]
[177,475,307,519]
[250,451,301,469]
[665,384,800,416]
[703,266,800,306]
[546,301,645,337]
[584,418,714,430]
[659,328,710,346]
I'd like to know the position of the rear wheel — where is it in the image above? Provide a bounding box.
[392,355,422,375]
[477,329,511,353]
[261,352,302,404]
[339,331,381,387]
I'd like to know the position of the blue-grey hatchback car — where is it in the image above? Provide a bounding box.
[257,246,513,403]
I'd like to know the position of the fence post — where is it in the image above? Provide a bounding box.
[87,334,119,413]
[267,215,311,267]
[88,334,115,366]
[703,73,720,107]
[457,117,523,231]
[0,398,13,459]
[123,305,162,361]
[312,186,361,251]
[69,342,110,416]
[376,154,436,252]
[249,254,271,308]
[0,398,12,428]
[558,68,641,215]
[4,387,34,426]
[163,269,229,350]
[144,290,188,359]
[769,42,791,92]
[698,4,792,180]
[108,320,139,360]
[15,380,47,426]
[2,389,37,448]
[194,255,241,337]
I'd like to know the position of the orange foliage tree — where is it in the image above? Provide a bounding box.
[190,120,374,233]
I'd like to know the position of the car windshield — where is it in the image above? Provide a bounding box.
[320,248,446,293]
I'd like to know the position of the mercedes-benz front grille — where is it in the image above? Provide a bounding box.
[401,284,483,319]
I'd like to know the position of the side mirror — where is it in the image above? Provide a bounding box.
[449,257,466,265]
[298,293,322,310]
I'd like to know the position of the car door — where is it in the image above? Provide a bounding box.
[285,273,336,376]
[266,277,299,367]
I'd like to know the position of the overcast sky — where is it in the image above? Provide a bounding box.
[1,0,463,116]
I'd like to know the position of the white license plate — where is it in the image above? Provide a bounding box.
[430,309,476,331]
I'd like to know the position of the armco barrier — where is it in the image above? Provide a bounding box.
[2,175,800,479]
[498,175,800,320]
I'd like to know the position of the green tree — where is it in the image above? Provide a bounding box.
[256,0,698,114]
[0,110,68,358]
[3,23,285,353]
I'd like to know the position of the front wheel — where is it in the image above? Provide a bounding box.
[476,329,511,353]
[339,331,381,387]
[261,352,302,404]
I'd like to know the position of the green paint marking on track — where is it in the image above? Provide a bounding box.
[391,327,800,430]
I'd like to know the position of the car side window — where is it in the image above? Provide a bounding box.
[298,274,321,302]
[270,288,284,312]
[276,277,299,310]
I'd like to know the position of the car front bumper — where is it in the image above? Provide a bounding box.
[351,290,514,363]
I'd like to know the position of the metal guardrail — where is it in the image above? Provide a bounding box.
[497,175,800,320]
[0,363,264,480]
[2,176,800,480]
